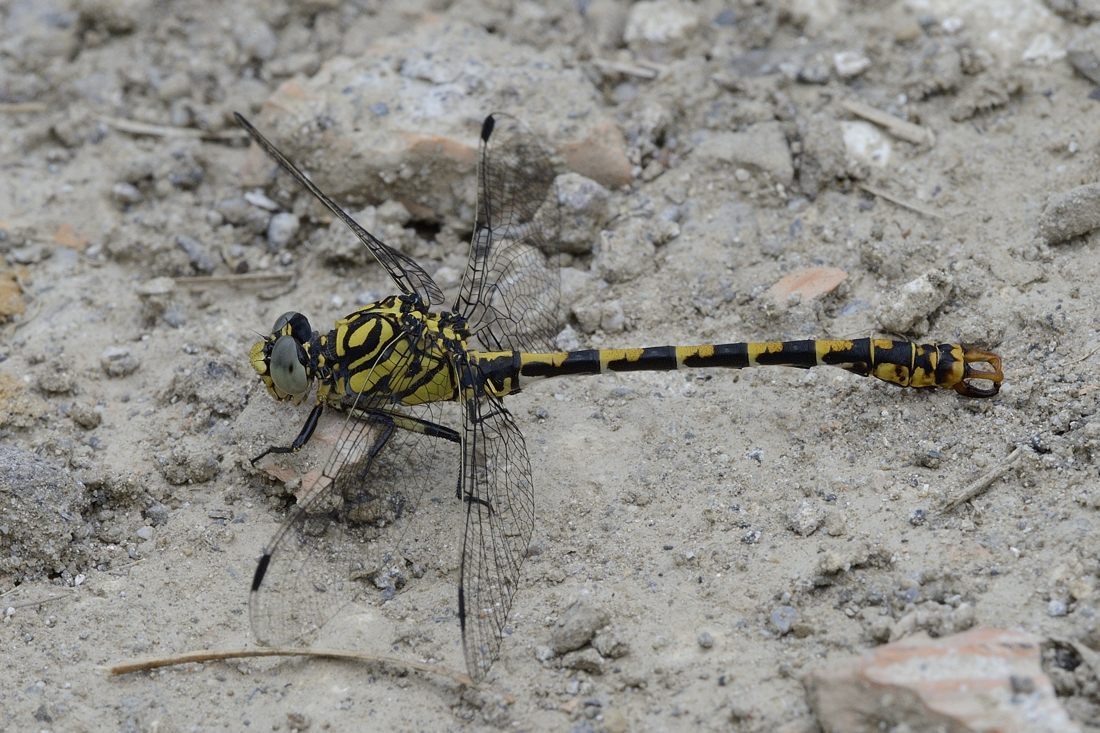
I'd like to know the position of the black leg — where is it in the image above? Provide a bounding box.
[251,403,324,465]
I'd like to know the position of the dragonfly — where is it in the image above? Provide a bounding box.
[237,111,1003,681]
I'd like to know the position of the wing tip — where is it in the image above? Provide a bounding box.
[251,553,272,592]
[480,114,496,143]
[457,585,467,632]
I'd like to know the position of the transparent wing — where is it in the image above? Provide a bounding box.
[250,345,461,648]
[455,113,562,353]
[456,363,535,679]
[235,113,445,307]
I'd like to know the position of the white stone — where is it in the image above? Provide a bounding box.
[834,50,871,78]
[841,121,891,168]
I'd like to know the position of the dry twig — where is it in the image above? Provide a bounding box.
[942,446,1024,512]
[173,272,294,288]
[858,183,943,219]
[0,102,48,114]
[101,115,247,142]
[107,646,473,686]
[841,99,935,146]
[590,57,663,79]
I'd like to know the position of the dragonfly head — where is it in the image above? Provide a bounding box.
[251,311,315,405]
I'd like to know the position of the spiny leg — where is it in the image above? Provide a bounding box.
[251,403,324,466]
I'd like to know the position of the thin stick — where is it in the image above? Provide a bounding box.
[173,273,294,287]
[590,57,663,79]
[841,99,936,146]
[858,183,943,219]
[941,446,1024,512]
[107,557,145,575]
[4,591,73,610]
[1070,343,1100,365]
[107,647,473,685]
[101,116,248,142]
[0,102,48,114]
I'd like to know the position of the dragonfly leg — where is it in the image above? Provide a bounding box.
[251,403,324,465]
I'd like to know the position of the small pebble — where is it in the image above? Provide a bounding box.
[70,402,101,429]
[1047,599,1069,617]
[624,0,701,48]
[1037,182,1100,246]
[267,212,301,250]
[136,277,176,298]
[917,448,943,469]
[841,121,891,168]
[216,197,269,233]
[135,526,153,541]
[10,243,48,265]
[834,50,871,78]
[111,182,143,206]
[175,235,216,274]
[37,370,74,395]
[592,628,629,659]
[562,648,605,674]
[770,605,799,635]
[600,300,625,333]
[877,271,952,334]
[235,20,277,61]
[797,56,831,84]
[1068,24,1100,84]
[697,630,714,649]
[101,346,139,378]
[285,711,310,732]
[555,325,582,352]
[556,172,611,254]
[158,440,219,485]
[786,500,825,536]
[144,502,170,526]
[244,190,280,211]
[550,600,610,654]
[909,508,927,526]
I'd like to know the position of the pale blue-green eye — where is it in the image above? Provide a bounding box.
[269,335,308,396]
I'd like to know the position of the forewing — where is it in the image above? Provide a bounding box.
[457,375,535,679]
[249,412,392,647]
[250,343,462,648]
[456,113,562,353]
[235,113,445,307]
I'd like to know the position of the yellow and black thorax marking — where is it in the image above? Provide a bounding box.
[251,294,470,408]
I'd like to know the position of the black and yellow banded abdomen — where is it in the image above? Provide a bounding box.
[474,338,1003,398]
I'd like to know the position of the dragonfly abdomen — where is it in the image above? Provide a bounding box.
[475,338,1002,398]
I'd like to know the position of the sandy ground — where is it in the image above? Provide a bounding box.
[2,0,1100,730]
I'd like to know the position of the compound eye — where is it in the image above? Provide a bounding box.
[269,334,308,396]
[273,312,297,332]
[272,311,312,344]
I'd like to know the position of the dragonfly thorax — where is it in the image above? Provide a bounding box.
[252,294,472,410]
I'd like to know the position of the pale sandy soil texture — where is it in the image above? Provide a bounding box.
[2,1,1100,731]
